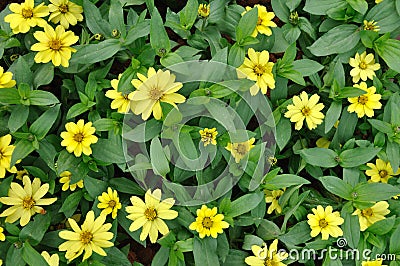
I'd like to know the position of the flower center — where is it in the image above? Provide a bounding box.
[361,208,373,217]
[49,39,62,51]
[59,4,69,13]
[0,150,3,160]
[358,95,368,105]
[73,133,84,143]
[149,88,164,101]
[319,219,328,228]
[264,259,273,266]
[359,61,367,70]
[253,64,265,75]
[108,200,116,208]
[234,143,247,155]
[301,107,311,116]
[22,197,35,209]
[144,207,157,221]
[80,231,93,244]
[202,217,213,228]
[379,170,388,178]
[22,8,33,19]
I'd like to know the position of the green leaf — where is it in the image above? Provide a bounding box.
[263,174,310,190]
[59,190,84,217]
[21,241,49,266]
[150,137,170,177]
[353,183,400,202]
[336,86,366,98]
[33,63,54,89]
[319,176,353,200]
[0,88,21,104]
[10,140,35,166]
[109,0,126,36]
[228,192,264,217]
[29,90,59,106]
[228,43,245,67]
[282,24,301,44]
[368,119,392,134]
[299,148,339,168]
[279,221,312,246]
[30,104,60,140]
[151,247,169,266]
[179,0,198,29]
[124,21,151,46]
[117,66,136,94]
[387,141,399,173]
[256,219,281,240]
[278,67,305,86]
[271,0,290,23]
[92,137,126,164]
[341,208,360,249]
[374,37,400,74]
[193,237,219,266]
[19,213,51,246]
[276,118,291,150]
[101,247,131,266]
[346,0,368,15]
[160,52,184,67]
[123,119,162,142]
[92,118,116,131]
[66,103,89,119]
[304,0,347,15]
[360,30,379,49]
[150,8,171,54]
[298,17,316,40]
[109,178,144,196]
[8,105,29,132]
[10,56,32,85]
[390,224,400,254]
[82,0,112,36]
[339,147,381,168]
[70,40,121,65]
[84,176,108,198]
[325,100,342,133]
[366,0,400,33]
[236,6,257,42]
[292,59,324,76]
[367,216,395,235]
[308,24,360,56]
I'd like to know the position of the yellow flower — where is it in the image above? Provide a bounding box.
[4,0,49,34]
[0,67,16,88]
[0,134,18,179]
[363,20,380,32]
[264,189,284,214]
[366,159,400,183]
[375,0,383,3]
[0,175,57,226]
[59,210,114,262]
[130,67,186,120]
[307,205,344,240]
[284,92,325,130]
[352,201,390,231]
[198,3,210,18]
[242,5,277,37]
[362,259,385,266]
[97,187,122,219]
[60,119,98,157]
[48,0,83,29]
[245,239,288,266]
[0,259,2,266]
[126,189,178,243]
[237,48,275,95]
[347,82,382,118]
[225,137,255,163]
[189,205,229,238]
[316,137,331,148]
[105,74,134,114]
[59,171,84,191]
[15,169,29,180]
[0,226,5,241]
[267,156,277,166]
[31,24,79,67]
[41,251,59,266]
[349,51,380,83]
[199,128,218,146]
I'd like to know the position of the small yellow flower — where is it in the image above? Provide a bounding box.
[4,0,49,34]
[105,74,134,114]
[0,226,5,241]
[375,0,383,3]
[352,201,390,231]
[242,5,277,37]
[31,24,79,68]
[363,20,380,32]
[349,51,380,83]
[41,251,59,266]
[198,3,210,18]
[199,128,218,146]
[307,205,344,240]
[237,48,275,95]
[264,189,284,214]
[362,259,385,266]
[366,159,400,183]
[60,119,98,157]
[284,92,325,130]
[0,175,57,226]
[15,169,29,180]
[48,0,83,29]
[130,67,186,120]
[0,67,16,88]
[316,137,331,148]
[225,137,255,163]
[126,189,178,243]
[97,187,122,219]
[59,210,114,262]
[0,134,18,179]
[59,171,84,191]
[0,259,2,266]
[245,239,288,266]
[189,205,229,238]
[267,156,277,166]
[347,82,382,118]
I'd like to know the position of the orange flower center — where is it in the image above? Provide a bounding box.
[22,8,33,19]
[202,217,213,228]
[22,197,35,210]
[49,39,62,50]
[361,208,373,217]
[357,95,368,105]
[319,219,328,228]
[264,259,273,266]
[144,207,157,221]
[149,88,164,101]
[234,143,247,155]
[59,4,69,13]
[301,107,311,116]
[257,17,263,25]
[108,200,116,208]
[359,61,367,70]
[379,170,388,178]
[73,133,84,143]
[253,64,265,75]
[80,231,93,244]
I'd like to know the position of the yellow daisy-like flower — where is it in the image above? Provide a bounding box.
[284,92,325,130]
[349,51,380,83]
[347,82,382,118]
[264,189,284,214]
[237,48,275,96]
[4,0,49,34]
[58,210,114,262]
[0,67,16,88]
[242,5,277,37]
[307,205,344,240]
[225,137,255,163]
[31,24,79,68]
[48,0,83,29]
[126,189,178,243]
[41,251,59,266]
[366,159,400,183]
[97,187,122,219]
[352,201,390,231]
[0,134,18,179]
[363,20,380,32]
[245,239,288,266]
[0,226,5,241]
[60,119,98,157]
[59,171,84,191]
[362,259,386,266]
[198,3,210,18]
[105,74,134,114]
[189,205,229,238]
[0,175,57,226]
[199,128,218,146]
[130,67,186,120]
